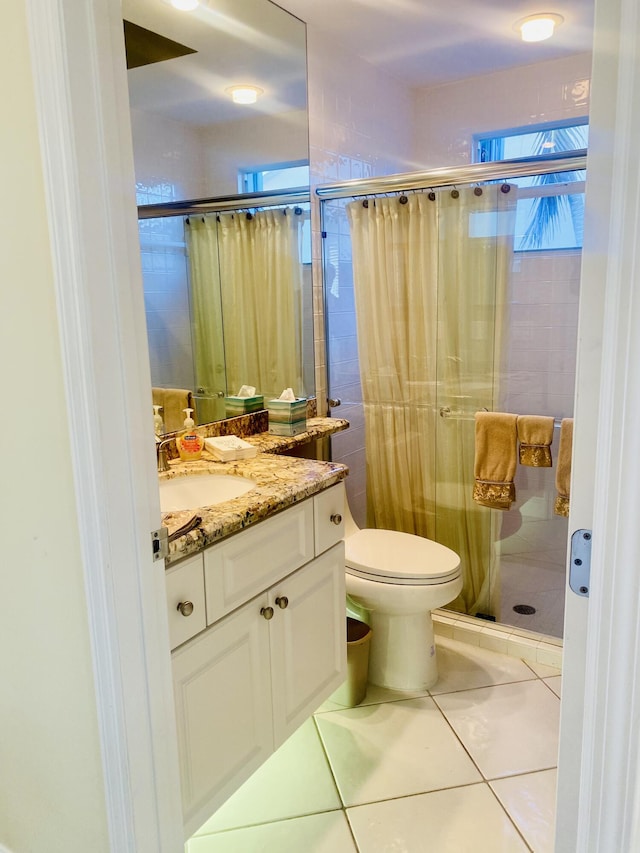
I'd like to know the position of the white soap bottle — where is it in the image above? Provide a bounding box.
[153,405,164,436]
[177,407,204,461]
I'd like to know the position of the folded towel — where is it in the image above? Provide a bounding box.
[473,412,518,510]
[152,387,194,433]
[162,511,202,543]
[554,419,574,517]
[517,415,555,467]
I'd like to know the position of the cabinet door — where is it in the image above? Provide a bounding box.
[313,482,345,555]
[269,543,346,747]
[172,595,273,839]
[165,553,206,651]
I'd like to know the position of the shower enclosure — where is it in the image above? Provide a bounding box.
[320,153,586,638]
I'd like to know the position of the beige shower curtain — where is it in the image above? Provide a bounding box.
[347,186,516,615]
[185,215,227,422]
[217,208,303,399]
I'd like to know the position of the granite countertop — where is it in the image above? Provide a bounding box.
[161,417,349,564]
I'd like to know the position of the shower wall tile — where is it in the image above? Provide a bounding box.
[412,52,591,169]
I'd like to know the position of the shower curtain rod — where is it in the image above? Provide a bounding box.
[314,150,587,201]
[138,187,310,220]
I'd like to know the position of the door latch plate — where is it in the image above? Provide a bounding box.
[151,526,169,562]
[569,529,592,597]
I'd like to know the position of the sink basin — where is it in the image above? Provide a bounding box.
[159,473,256,512]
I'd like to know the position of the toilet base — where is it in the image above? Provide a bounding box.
[368,610,438,691]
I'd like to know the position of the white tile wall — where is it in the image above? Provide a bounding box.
[412,52,592,168]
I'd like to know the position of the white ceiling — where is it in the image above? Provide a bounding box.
[124,0,308,125]
[274,0,594,87]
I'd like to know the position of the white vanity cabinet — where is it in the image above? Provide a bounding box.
[167,482,346,838]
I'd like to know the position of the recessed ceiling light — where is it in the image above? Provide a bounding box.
[516,13,564,42]
[171,0,199,10]
[227,85,264,105]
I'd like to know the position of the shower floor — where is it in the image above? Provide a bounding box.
[495,489,568,639]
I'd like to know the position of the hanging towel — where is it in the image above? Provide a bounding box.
[517,415,555,467]
[554,419,574,517]
[473,412,518,510]
[152,387,194,433]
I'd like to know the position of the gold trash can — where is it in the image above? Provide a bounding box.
[331,618,372,708]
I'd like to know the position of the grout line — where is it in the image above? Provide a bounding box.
[485,781,535,852]
[428,673,537,699]
[343,778,491,811]
[312,714,347,810]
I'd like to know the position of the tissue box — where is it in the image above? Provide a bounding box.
[224,395,264,417]
[267,397,307,424]
[268,419,308,437]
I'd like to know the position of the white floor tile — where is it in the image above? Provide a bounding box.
[544,676,562,698]
[318,681,430,713]
[188,811,357,853]
[429,637,536,696]
[526,660,561,678]
[491,769,557,853]
[315,696,481,807]
[194,719,341,834]
[435,680,560,779]
[347,783,529,852]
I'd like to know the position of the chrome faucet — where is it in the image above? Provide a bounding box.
[156,437,175,473]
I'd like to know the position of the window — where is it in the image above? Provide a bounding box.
[474,121,588,251]
[240,162,310,194]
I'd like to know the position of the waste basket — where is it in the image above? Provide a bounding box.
[331,618,372,708]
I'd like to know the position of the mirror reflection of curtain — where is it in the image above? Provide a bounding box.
[184,215,227,422]
[347,187,516,616]
[217,208,303,399]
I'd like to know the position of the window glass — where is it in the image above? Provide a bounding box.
[474,123,587,250]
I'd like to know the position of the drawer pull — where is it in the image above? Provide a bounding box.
[177,600,194,617]
[330,513,343,525]
[275,596,289,609]
[260,606,275,620]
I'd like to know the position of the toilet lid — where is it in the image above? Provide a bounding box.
[345,529,460,585]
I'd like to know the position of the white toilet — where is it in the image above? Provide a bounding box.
[343,500,462,691]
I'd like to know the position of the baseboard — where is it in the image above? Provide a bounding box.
[432,609,562,671]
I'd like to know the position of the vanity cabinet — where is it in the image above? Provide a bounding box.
[166,483,346,838]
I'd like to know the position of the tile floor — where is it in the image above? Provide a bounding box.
[187,636,561,852]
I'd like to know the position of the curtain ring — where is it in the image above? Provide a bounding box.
[294,206,303,215]
[363,199,369,208]
[246,211,253,220]
[451,188,459,199]
[428,190,436,201]
[501,183,511,194]
[399,194,408,205]
[474,186,483,196]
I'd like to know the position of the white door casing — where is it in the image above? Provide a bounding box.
[556,0,640,849]
[24,0,183,850]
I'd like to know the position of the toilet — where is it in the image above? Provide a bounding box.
[343,499,462,691]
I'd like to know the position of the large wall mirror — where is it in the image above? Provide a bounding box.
[123,0,312,431]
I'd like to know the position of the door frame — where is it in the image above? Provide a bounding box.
[24,0,183,850]
[556,0,640,848]
[24,0,640,850]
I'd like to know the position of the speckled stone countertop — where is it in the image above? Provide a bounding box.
[161,418,349,564]
[245,417,349,453]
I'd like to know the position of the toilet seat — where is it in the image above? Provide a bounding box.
[345,528,461,586]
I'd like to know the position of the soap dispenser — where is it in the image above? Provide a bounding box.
[153,405,164,436]
[177,408,204,461]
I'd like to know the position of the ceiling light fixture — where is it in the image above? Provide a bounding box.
[170,0,199,11]
[227,85,263,105]
[516,13,564,42]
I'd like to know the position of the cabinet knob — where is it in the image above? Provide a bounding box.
[177,600,194,617]
[275,596,289,609]
[260,606,275,620]
[330,513,343,525]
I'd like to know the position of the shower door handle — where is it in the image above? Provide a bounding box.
[328,398,342,408]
